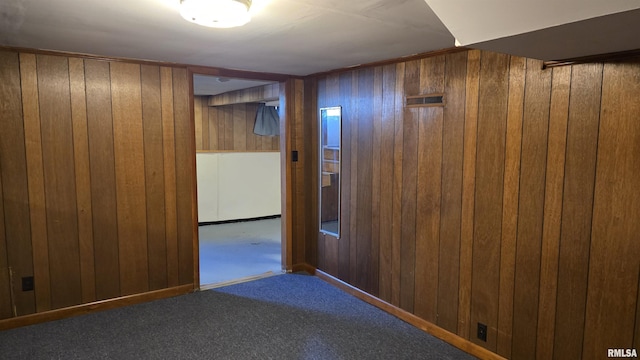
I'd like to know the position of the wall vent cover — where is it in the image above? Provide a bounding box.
[406,93,445,108]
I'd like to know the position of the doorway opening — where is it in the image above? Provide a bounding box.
[191,73,285,288]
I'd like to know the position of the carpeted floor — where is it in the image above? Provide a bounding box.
[0,274,477,359]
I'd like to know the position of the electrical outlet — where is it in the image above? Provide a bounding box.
[477,322,487,342]
[22,276,34,291]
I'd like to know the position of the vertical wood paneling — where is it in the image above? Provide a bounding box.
[458,50,480,338]
[349,72,359,285]
[194,101,276,152]
[315,78,327,272]
[245,106,256,151]
[369,67,382,296]
[378,64,396,303]
[233,104,247,150]
[0,173,9,319]
[437,51,467,333]
[470,51,510,351]
[141,65,167,291]
[293,79,305,266]
[209,109,218,150]
[338,72,352,281]
[194,96,203,150]
[511,58,552,359]
[0,50,35,316]
[217,107,226,150]
[85,59,120,300]
[583,61,640,359]
[0,49,197,322]
[111,62,149,295]
[414,56,444,323]
[37,54,82,310]
[224,107,233,150]
[19,53,51,312]
[313,49,640,360]
[496,56,525,357]
[304,77,318,267]
[391,63,405,307]
[160,67,179,288]
[535,65,571,360]
[355,68,374,292]
[172,68,194,286]
[400,60,420,312]
[553,63,603,360]
[68,57,96,304]
[201,99,209,150]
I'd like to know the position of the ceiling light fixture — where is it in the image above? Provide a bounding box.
[180,0,252,28]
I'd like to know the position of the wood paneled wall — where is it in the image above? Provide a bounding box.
[0,50,194,319]
[311,49,640,359]
[194,96,279,151]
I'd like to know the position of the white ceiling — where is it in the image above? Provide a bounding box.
[0,0,454,76]
[2,0,639,96]
[425,0,640,60]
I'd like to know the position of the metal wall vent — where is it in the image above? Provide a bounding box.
[406,93,445,108]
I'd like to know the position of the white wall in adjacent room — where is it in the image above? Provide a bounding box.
[196,152,281,223]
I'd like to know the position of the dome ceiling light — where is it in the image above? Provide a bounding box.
[180,0,252,28]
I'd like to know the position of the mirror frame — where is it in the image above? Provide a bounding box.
[318,106,342,238]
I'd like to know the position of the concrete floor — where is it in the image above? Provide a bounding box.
[199,218,283,286]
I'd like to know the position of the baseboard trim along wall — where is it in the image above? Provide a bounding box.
[0,284,193,331]
[313,268,507,360]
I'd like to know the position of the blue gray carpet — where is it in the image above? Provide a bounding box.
[0,274,477,359]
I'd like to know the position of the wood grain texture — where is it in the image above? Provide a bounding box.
[201,99,209,150]
[280,81,293,271]
[141,65,167,291]
[68,57,96,304]
[0,48,202,324]
[349,72,358,286]
[458,50,480,338]
[194,96,203,150]
[553,63,603,360]
[208,107,218,151]
[37,54,82,310]
[391,63,405,306]
[0,172,10,319]
[232,104,247,150]
[197,101,278,152]
[511,58,551,360]
[400,60,420,313]
[293,78,305,266]
[304,77,318,267]
[338,72,352,281]
[378,64,396,303]
[85,59,120,300]
[495,56,525,358]
[413,56,444,323]
[312,49,640,359]
[110,62,149,295]
[172,68,194,286]
[470,51,510,351]
[437,51,467,333]
[355,68,374,293]
[0,50,36,316]
[19,53,51,312]
[160,66,179,288]
[535,65,571,360]
[583,61,640,359]
[369,66,382,296]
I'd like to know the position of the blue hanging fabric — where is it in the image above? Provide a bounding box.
[253,103,280,136]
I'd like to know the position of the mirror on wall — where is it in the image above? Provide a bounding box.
[319,106,342,238]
